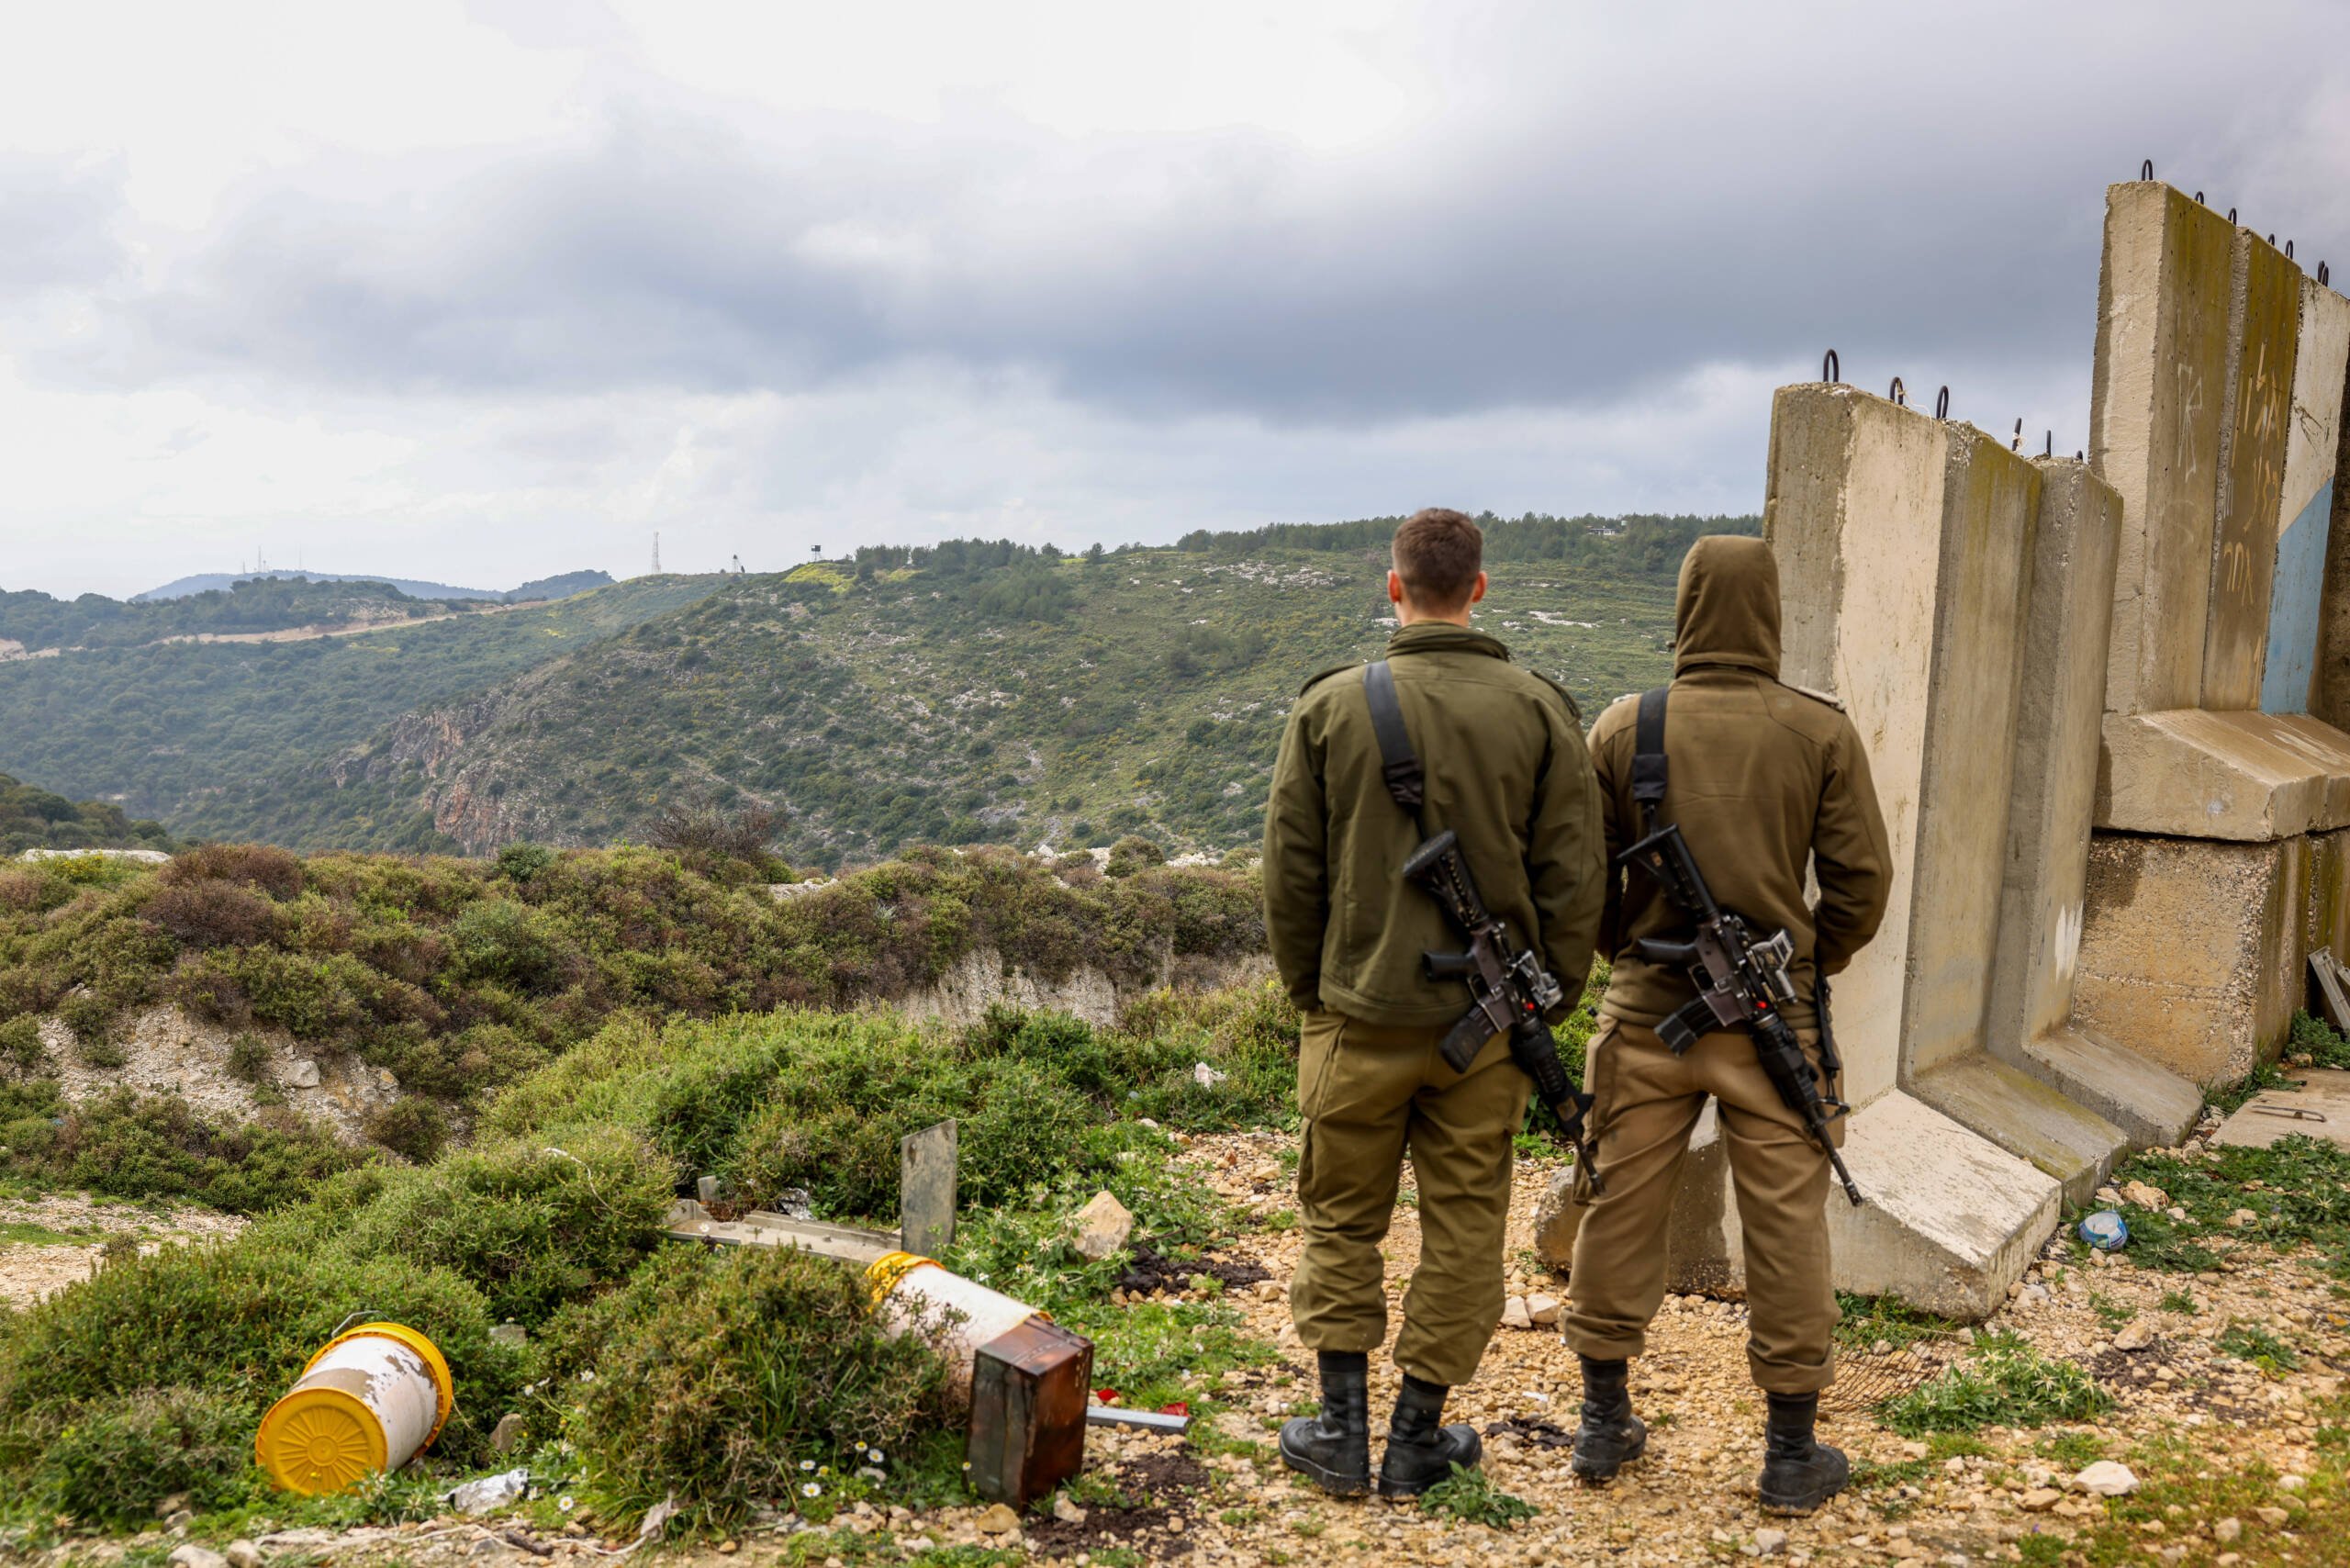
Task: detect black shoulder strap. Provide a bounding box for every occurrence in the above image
[1631,685,1670,834]
[1362,662,1425,822]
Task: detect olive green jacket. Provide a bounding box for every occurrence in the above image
[1590,536,1892,1032]
[1262,622,1606,1027]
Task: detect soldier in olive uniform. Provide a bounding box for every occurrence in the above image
[1262,508,1606,1498]
[1561,534,1891,1514]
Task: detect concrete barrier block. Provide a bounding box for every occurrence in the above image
[1987,461,2121,1055]
[2203,231,2302,709]
[1908,1054,2128,1209]
[2097,707,2350,838]
[2261,275,2350,713]
[1824,1092,2061,1322]
[1765,383,1949,1108]
[2091,182,2237,715]
[2020,1024,2205,1150]
[1904,428,2042,1080]
[2074,833,2307,1082]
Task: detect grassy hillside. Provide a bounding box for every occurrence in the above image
[236,514,1733,864]
[0,575,732,848]
[1,575,501,653]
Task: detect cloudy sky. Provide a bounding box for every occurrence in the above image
[6,0,2349,597]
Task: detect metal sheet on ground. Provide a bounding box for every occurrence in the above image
[2211,1067,2350,1150]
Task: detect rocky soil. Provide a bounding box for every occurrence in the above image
[13,1130,2346,1568]
[0,1189,245,1307]
[38,1004,400,1140]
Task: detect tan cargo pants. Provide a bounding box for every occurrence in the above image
[1561,1016,1841,1394]
[1288,1010,1529,1388]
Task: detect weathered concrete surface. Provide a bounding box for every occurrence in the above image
[2092,182,2237,716]
[1539,1096,2055,1322]
[1904,429,2041,1080]
[1766,383,1947,1108]
[2316,309,2350,730]
[1908,1054,2126,1208]
[1826,1092,2061,1321]
[1986,462,2121,1054]
[2261,274,2350,713]
[2202,230,2301,709]
[2020,1024,2205,1150]
[2210,1067,2350,1150]
[2096,707,2350,838]
[2074,834,2309,1083]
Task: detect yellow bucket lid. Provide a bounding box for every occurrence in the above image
[305,1320,456,1442]
[254,1384,387,1495]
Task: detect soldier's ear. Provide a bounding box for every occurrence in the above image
[1387,569,1405,605]
[1469,571,1488,605]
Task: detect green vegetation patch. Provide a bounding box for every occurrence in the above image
[1419,1463,1539,1529]
[1876,1335,2112,1436]
[2107,1131,2350,1274]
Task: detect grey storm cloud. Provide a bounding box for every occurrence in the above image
[15,4,2350,431]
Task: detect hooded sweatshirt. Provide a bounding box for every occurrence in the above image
[1586,535,1892,1032]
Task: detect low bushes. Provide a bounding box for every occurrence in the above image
[545,1248,951,1526]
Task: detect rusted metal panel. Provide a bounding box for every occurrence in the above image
[900,1119,957,1259]
[965,1318,1092,1507]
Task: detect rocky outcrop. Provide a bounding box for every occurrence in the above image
[39,1005,399,1141]
[892,947,1273,1029]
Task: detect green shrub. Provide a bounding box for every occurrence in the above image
[1104,835,1166,878]
[0,1015,45,1078]
[314,1127,670,1324]
[449,900,561,991]
[224,1035,272,1084]
[495,842,559,883]
[552,1246,949,1526]
[24,1384,253,1525]
[43,1093,360,1214]
[58,992,118,1068]
[365,1099,451,1162]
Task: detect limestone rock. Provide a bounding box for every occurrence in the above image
[1052,1495,1087,1525]
[1501,1296,1532,1331]
[2019,1488,2064,1512]
[224,1543,262,1568]
[975,1503,1021,1536]
[1191,1061,1228,1089]
[2213,1518,2242,1543]
[2074,1461,2138,1496]
[285,1058,321,1090]
[2229,1207,2259,1228]
[169,1549,227,1568]
[2121,1180,2168,1209]
[1754,1528,1788,1554]
[2113,1319,2154,1350]
[2279,1473,2307,1491]
[1531,1169,1582,1267]
[490,1413,526,1453]
[1526,1292,1562,1327]
[2255,1506,2289,1527]
[1070,1191,1135,1261]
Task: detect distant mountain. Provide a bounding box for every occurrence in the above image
[132,567,613,603]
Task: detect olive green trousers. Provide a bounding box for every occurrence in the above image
[1288,1010,1529,1388]
[1561,1017,1841,1394]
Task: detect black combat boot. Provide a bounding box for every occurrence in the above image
[1376,1373,1483,1497]
[1569,1355,1647,1482]
[1756,1391,1849,1514]
[1280,1351,1371,1495]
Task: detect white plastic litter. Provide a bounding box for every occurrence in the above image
[445,1468,529,1515]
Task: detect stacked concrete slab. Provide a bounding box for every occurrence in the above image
[2076,182,2350,1084]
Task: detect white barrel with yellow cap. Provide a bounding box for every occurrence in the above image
[254,1321,453,1495]
[867,1251,1038,1399]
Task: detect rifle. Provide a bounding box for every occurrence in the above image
[1402,831,1602,1187]
[1360,663,1604,1187]
[1616,820,1863,1206]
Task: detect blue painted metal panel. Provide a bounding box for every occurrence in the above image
[2261,480,2333,713]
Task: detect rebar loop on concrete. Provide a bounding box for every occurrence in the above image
[2323,263,2333,287]
[2196,191,2206,205]
[2286,240,2295,260]
[2142,159,2154,181]
[2230,207,2238,224]
[1934,386,1951,420]
[2011,418,2023,452]
[1821,348,1840,383]
[2045,431,2053,457]
[1888,376,1906,407]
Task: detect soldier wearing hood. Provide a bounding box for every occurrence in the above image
[1561,534,1891,1515]
[1263,507,1606,1499]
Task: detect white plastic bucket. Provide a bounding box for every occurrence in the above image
[255,1322,453,1495]
[867,1252,1046,1399]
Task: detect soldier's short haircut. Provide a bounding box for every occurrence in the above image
[1392,508,1483,609]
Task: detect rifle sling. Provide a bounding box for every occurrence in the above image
[1362,662,1425,825]
[1631,685,1669,836]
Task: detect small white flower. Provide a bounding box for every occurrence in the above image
[800,1460,816,1472]
[558,1496,575,1513]
[800,1483,822,1498]
[578,1370,595,1383]
[867,1448,885,1463]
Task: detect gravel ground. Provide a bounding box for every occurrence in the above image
[17,1131,2347,1568]
[0,1189,246,1306]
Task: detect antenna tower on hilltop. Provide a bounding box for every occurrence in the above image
[652,532,662,575]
